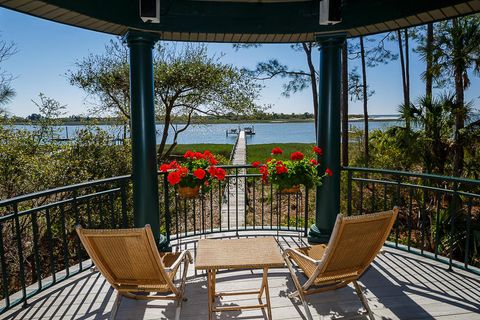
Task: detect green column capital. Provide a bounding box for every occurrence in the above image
[123,30,159,47]
[314,32,348,47]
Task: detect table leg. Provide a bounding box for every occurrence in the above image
[212,270,216,303]
[262,267,273,320]
[207,270,213,320]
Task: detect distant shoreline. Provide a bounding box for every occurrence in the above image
[6,116,402,126]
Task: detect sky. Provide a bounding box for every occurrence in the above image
[0,8,479,117]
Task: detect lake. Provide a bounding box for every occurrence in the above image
[12,120,404,145]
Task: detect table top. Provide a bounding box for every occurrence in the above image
[195,237,285,270]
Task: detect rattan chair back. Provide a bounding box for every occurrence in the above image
[76,225,175,292]
[316,209,398,282]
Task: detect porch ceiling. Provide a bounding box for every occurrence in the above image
[0,0,479,42]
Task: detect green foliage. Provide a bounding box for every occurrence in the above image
[262,156,323,189]
[367,127,423,171]
[0,124,131,199]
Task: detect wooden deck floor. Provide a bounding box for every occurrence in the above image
[3,231,480,320]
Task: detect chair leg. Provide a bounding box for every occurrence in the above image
[285,258,313,320]
[353,281,375,320]
[109,291,122,320]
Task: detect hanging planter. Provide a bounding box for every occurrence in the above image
[160,150,227,200]
[177,185,200,199]
[252,146,332,193]
[279,185,301,194]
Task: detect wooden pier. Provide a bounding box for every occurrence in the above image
[221,130,246,230]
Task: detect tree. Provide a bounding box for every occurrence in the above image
[68,40,130,121]
[69,41,263,160]
[431,16,480,176]
[348,34,397,166]
[153,45,263,159]
[30,93,66,152]
[0,34,17,106]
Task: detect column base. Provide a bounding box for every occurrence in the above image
[157,234,172,252]
[307,225,331,244]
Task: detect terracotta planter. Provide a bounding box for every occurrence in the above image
[177,185,200,199]
[279,185,301,194]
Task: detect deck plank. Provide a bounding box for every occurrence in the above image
[2,233,480,320]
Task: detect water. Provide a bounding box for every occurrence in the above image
[10,120,404,145]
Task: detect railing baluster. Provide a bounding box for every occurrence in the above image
[73,191,83,270]
[201,194,205,235]
[60,204,70,277]
[261,182,264,229]
[287,194,291,230]
[31,212,42,290]
[359,179,364,214]
[45,208,56,282]
[421,187,427,255]
[434,192,441,259]
[304,187,309,237]
[109,192,115,228]
[244,174,247,231]
[252,178,256,229]
[121,181,128,228]
[371,182,376,213]
[448,184,458,271]
[210,188,213,233]
[295,193,299,231]
[407,188,413,251]
[163,174,171,246]
[183,198,187,238]
[0,222,10,309]
[464,198,473,269]
[175,193,179,236]
[218,180,222,232]
[270,185,273,229]
[193,199,196,235]
[86,200,92,228]
[13,204,28,307]
[347,170,352,216]
[235,168,239,235]
[383,183,387,211]
[227,178,230,231]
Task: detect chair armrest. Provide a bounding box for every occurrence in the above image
[283,248,320,266]
[165,250,193,272]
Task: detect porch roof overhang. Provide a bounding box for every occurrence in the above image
[1,0,479,42]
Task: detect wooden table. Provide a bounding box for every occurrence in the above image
[195,237,285,320]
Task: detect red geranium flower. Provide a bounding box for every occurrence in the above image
[183,150,194,159]
[167,171,181,185]
[325,168,333,176]
[159,164,170,172]
[209,157,218,165]
[179,167,189,177]
[290,151,304,161]
[275,164,288,174]
[313,146,323,155]
[310,159,318,165]
[194,168,206,180]
[208,166,217,178]
[271,147,283,155]
[251,161,261,168]
[215,168,226,181]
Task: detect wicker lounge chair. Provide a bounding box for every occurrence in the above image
[76,225,193,320]
[283,208,398,320]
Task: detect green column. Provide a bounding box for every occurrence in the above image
[309,33,346,244]
[125,31,161,241]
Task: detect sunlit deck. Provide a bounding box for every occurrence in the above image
[2,231,480,320]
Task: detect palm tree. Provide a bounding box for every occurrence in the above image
[409,94,455,175]
[431,16,480,176]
